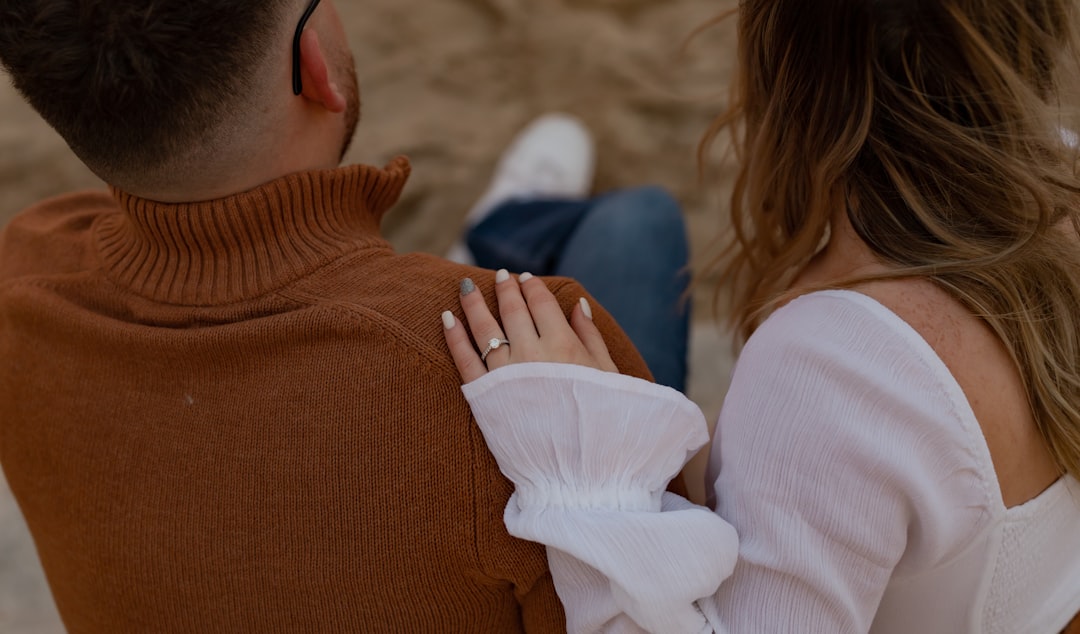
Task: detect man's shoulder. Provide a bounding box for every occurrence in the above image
[4,190,117,233]
[297,251,649,378]
[332,251,594,330]
[0,190,117,280]
[356,251,598,313]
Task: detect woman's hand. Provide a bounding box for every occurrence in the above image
[442,269,618,383]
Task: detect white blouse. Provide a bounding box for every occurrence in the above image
[462,290,1080,633]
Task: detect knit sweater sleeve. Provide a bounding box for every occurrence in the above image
[463,291,991,633]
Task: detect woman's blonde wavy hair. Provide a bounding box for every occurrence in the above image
[703,0,1080,480]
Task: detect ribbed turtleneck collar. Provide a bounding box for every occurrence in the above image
[94,157,411,306]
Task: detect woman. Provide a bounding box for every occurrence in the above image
[440,0,1080,632]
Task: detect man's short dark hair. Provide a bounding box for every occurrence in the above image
[0,1,291,184]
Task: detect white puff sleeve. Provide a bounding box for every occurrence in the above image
[462,362,738,634]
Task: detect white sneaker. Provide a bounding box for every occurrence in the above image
[446,113,596,264]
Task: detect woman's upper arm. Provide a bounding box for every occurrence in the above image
[704,293,991,633]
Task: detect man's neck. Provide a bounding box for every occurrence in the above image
[140,159,343,204]
[125,103,349,204]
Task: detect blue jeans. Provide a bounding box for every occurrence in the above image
[466,186,690,392]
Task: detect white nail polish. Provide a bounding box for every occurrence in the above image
[519,272,534,282]
[496,269,510,284]
[442,311,456,330]
[580,298,593,320]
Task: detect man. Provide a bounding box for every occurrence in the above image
[0,1,656,630]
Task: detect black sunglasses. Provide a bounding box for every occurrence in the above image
[292,0,323,95]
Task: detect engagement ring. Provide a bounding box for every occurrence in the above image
[481,338,511,362]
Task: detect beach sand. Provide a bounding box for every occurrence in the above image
[0,1,737,628]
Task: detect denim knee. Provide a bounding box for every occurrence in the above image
[588,186,688,256]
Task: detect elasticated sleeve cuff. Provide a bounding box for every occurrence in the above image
[462,362,709,512]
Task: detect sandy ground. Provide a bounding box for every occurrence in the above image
[0,0,738,629]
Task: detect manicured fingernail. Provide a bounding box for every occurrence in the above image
[580,297,593,320]
[519,272,534,282]
[442,311,456,330]
[460,278,476,297]
[495,269,510,284]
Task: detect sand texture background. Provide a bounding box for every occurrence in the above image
[0,1,738,629]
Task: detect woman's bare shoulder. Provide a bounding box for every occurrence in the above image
[852,278,1060,507]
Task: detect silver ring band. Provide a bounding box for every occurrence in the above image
[481,338,511,362]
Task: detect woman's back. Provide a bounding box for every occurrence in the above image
[795,218,1063,508]
[727,213,1079,629]
[707,286,1080,632]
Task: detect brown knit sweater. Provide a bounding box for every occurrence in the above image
[0,158,657,633]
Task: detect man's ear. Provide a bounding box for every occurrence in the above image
[298,29,347,113]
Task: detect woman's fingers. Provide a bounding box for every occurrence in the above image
[571,298,618,373]
[458,278,512,369]
[517,273,577,340]
[442,310,487,383]
[519,275,610,371]
[493,270,540,353]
